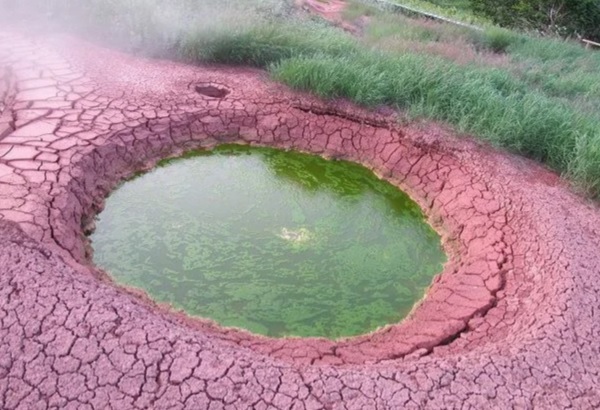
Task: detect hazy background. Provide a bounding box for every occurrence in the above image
[0,0,297,56]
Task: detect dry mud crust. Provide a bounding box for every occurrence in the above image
[0,30,599,409]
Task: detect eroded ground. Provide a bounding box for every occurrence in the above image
[1,29,600,409]
[300,0,365,33]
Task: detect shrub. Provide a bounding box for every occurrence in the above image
[181,21,357,67]
[471,27,526,53]
[470,0,600,41]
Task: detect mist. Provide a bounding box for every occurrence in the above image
[0,0,297,57]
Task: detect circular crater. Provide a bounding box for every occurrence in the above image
[90,145,446,339]
[193,83,231,98]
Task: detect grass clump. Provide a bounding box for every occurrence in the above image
[386,0,492,25]
[471,27,526,53]
[342,1,378,21]
[364,11,470,43]
[569,133,600,196]
[271,51,600,196]
[181,21,357,67]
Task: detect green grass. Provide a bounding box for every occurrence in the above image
[181,21,357,67]
[271,52,597,172]
[342,1,378,20]
[424,0,471,10]
[386,0,492,26]
[363,10,472,43]
[7,0,600,198]
[507,37,600,102]
[471,27,526,53]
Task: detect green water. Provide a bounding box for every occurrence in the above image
[91,145,446,339]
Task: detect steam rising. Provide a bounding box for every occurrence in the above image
[1,0,296,55]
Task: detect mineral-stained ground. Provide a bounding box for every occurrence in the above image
[1,29,599,409]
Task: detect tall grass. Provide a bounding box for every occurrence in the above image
[270,52,598,175]
[181,21,357,67]
[470,27,526,53]
[384,0,491,25]
[506,37,600,111]
[353,0,600,111]
[342,1,379,21]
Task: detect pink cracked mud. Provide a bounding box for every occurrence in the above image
[1,28,600,409]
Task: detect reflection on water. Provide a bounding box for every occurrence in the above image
[91,145,446,338]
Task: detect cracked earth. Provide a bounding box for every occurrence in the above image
[1,28,600,409]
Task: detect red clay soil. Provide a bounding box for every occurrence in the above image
[300,0,347,20]
[1,29,600,409]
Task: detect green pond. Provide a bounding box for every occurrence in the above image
[91,145,446,339]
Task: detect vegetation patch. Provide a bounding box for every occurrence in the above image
[471,0,600,41]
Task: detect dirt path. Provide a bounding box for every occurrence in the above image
[1,29,599,409]
[301,0,347,19]
[299,0,365,33]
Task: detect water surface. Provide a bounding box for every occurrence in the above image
[91,145,445,338]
